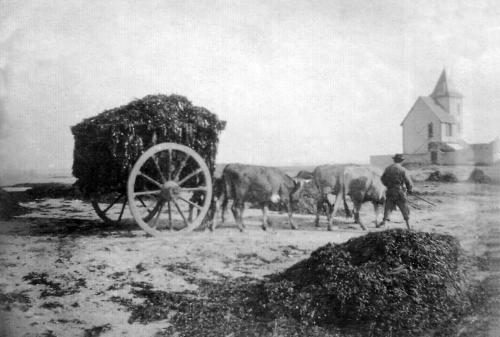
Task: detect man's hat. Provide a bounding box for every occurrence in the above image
[392,153,405,162]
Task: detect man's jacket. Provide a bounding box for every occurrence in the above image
[381,163,413,192]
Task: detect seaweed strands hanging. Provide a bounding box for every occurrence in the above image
[71,94,226,197]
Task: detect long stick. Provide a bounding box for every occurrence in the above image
[410,194,437,206]
[407,200,422,210]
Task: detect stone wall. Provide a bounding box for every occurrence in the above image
[370,153,431,168]
[438,148,474,165]
[371,139,499,167]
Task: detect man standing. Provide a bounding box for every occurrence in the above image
[377,154,413,230]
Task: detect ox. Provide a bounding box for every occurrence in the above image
[211,164,302,231]
[312,165,385,230]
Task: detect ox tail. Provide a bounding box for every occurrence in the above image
[221,175,233,209]
[270,193,280,204]
[211,172,232,229]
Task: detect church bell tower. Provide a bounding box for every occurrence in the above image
[430,69,464,137]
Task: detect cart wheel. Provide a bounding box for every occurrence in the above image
[127,142,213,236]
[91,192,158,226]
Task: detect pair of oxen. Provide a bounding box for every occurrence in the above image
[211,163,386,231]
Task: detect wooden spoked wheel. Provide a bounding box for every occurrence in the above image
[91,192,158,226]
[127,143,213,236]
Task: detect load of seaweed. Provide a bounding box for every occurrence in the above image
[257,229,473,336]
[468,168,492,184]
[71,94,226,196]
[427,170,459,183]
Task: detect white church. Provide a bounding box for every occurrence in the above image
[371,69,500,167]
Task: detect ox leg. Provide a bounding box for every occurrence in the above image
[221,197,229,224]
[187,192,202,222]
[188,207,201,223]
[325,194,335,224]
[344,197,353,218]
[325,200,332,224]
[265,202,274,227]
[372,201,382,228]
[210,202,218,231]
[238,202,246,230]
[261,204,269,231]
[288,209,297,230]
[328,190,343,231]
[232,200,244,232]
[314,198,324,227]
[353,202,366,230]
[210,194,224,231]
[327,209,334,231]
[284,201,297,230]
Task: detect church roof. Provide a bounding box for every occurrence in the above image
[400,96,457,125]
[420,97,458,123]
[431,69,463,98]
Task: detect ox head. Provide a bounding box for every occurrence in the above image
[277,175,307,211]
[289,178,306,208]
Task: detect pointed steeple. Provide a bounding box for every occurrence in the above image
[431,69,463,98]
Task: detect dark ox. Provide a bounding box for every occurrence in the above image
[211,164,302,231]
[312,165,385,230]
[294,170,314,181]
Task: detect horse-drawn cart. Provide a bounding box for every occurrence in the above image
[72,95,225,237]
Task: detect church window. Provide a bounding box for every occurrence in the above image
[446,123,452,136]
[428,123,433,138]
[457,103,461,114]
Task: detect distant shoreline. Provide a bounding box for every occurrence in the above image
[2,163,498,187]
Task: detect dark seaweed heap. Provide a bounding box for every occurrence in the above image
[259,229,471,336]
[112,229,479,337]
[468,168,492,184]
[427,170,459,183]
[71,94,226,196]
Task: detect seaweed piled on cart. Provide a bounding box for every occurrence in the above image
[71,94,225,232]
[72,94,225,197]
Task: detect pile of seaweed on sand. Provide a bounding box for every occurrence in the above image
[71,94,225,196]
[115,229,480,337]
[468,168,492,184]
[256,229,475,336]
[427,170,459,183]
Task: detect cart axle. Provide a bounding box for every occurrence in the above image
[160,181,181,201]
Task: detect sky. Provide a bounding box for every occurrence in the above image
[1,0,500,175]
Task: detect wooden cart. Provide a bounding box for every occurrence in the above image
[90,142,213,237]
